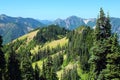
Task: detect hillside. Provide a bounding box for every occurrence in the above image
[2,13,120,80]
[3,24,94,80]
[0,14,44,44]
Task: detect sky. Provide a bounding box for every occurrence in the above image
[0,0,120,20]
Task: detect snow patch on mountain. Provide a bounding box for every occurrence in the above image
[83,19,90,24]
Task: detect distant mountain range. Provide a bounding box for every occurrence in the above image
[49,16,120,41]
[0,14,44,44]
[53,16,96,29]
[0,14,120,44]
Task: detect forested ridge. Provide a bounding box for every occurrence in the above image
[0,8,120,80]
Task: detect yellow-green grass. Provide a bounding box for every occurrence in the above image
[32,54,67,79]
[30,37,68,55]
[32,61,42,69]
[32,51,65,69]
[43,37,68,49]
[56,54,67,78]
[12,30,39,53]
[12,30,38,52]
[32,54,84,80]
[32,52,63,70]
[77,64,89,80]
[63,54,67,61]
[32,59,45,69]
[57,69,63,80]
[13,30,39,43]
[57,62,77,79]
[31,37,68,79]
[30,45,41,55]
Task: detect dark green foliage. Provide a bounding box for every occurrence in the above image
[6,48,21,80]
[66,26,93,71]
[52,53,63,71]
[0,35,6,80]
[89,8,111,79]
[88,8,120,80]
[98,34,120,80]
[42,56,58,80]
[42,61,46,79]
[89,40,109,79]
[3,38,26,55]
[32,45,64,62]
[34,24,69,44]
[95,8,111,41]
[34,64,40,80]
[19,49,34,80]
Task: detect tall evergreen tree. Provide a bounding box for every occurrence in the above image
[98,34,120,79]
[89,8,111,79]
[34,64,40,80]
[42,60,46,79]
[20,49,34,80]
[42,56,58,80]
[7,48,21,80]
[95,8,111,41]
[46,56,58,80]
[0,35,6,80]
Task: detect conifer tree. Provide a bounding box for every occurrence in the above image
[98,34,120,79]
[89,8,111,79]
[42,60,46,79]
[95,8,111,41]
[34,64,40,80]
[46,56,58,80]
[0,35,5,80]
[7,48,21,80]
[42,56,58,80]
[20,49,34,80]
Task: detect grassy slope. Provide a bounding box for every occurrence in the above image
[30,29,88,80]
[13,30,39,42]
[32,37,69,79]
[11,27,88,80]
[32,51,88,80]
[30,37,68,54]
[32,37,68,68]
[43,37,68,48]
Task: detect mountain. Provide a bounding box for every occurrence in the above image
[0,14,44,44]
[53,16,120,32]
[52,16,96,30]
[1,14,120,44]
[110,17,120,40]
[83,18,96,28]
[53,16,120,40]
[54,16,85,29]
